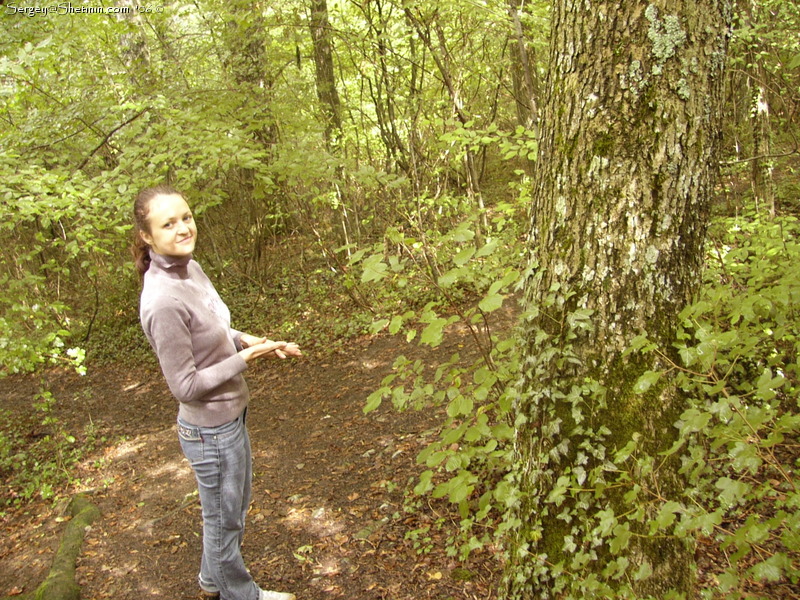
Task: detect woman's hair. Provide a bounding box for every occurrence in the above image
[132,184,182,277]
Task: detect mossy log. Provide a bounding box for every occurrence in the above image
[4,494,100,600]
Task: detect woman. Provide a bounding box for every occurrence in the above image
[133,184,300,600]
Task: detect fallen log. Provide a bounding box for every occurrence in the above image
[7,494,100,600]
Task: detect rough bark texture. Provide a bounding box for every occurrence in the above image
[507,0,541,134]
[310,0,343,145]
[502,1,731,598]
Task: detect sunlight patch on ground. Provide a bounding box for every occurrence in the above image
[148,457,192,480]
[283,505,347,538]
[106,438,148,460]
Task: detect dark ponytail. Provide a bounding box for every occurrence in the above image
[132,184,181,278]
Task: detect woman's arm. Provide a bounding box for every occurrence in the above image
[142,297,247,403]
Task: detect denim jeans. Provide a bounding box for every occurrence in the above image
[178,411,259,600]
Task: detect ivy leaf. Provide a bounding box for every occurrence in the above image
[714,476,751,508]
[633,370,660,394]
[652,500,682,532]
[633,560,653,581]
[609,523,632,554]
[730,442,762,474]
[493,479,519,508]
[749,553,790,583]
[678,407,712,434]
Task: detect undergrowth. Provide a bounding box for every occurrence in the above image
[357,203,799,598]
[0,388,104,512]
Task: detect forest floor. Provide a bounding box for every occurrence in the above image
[1,308,797,599]
[0,324,504,600]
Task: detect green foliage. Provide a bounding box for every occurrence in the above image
[665,209,800,597]
[352,188,527,559]
[0,388,102,509]
[501,206,800,598]
[356,200,799,596]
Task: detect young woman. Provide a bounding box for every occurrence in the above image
[133,184,300,600]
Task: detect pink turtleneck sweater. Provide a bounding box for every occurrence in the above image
[139,251,249,427]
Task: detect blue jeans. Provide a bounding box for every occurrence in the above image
[178,411,259,600]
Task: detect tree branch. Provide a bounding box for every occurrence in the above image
[76,107,149,171]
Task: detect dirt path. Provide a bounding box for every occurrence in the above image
[0,332,502,599]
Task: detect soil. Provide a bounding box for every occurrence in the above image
[0,330,503,600]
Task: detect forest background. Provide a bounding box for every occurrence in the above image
[0,0,798,598]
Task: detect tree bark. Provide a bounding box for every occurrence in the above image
[507,0,541,134]
[502,1,731,598]
[740,0,776,216]
[310,0,343,146]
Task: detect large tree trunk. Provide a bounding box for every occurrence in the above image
[502,1,731,598]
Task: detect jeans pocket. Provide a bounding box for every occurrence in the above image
[177,421,202,442]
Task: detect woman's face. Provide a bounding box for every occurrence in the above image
[140,193,197,258]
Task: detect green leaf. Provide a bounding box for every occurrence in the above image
[386,315,403,335]
[447,394,473,417]
[414,470,434,495]
[451,223,475,243]
[479,293,505,313]
[421,318,447,347]
[364,386,389,414]
[633,370,661,394]
[448,473,474,504]
[438,266,466,288]
[361,253,389,283]
[370,318,389,334]
[453,246,475,266]
[475,239,499,258]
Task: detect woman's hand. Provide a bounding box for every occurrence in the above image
[274,342,302,359]
[239,339,287,362]
[238,333,302,362]
[240,333,267,348]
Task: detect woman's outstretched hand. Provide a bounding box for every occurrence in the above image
[273,342,302,359]
[239,334,302,362]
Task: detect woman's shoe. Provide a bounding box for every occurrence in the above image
[259,590,296,600]
[198,573,219,599]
